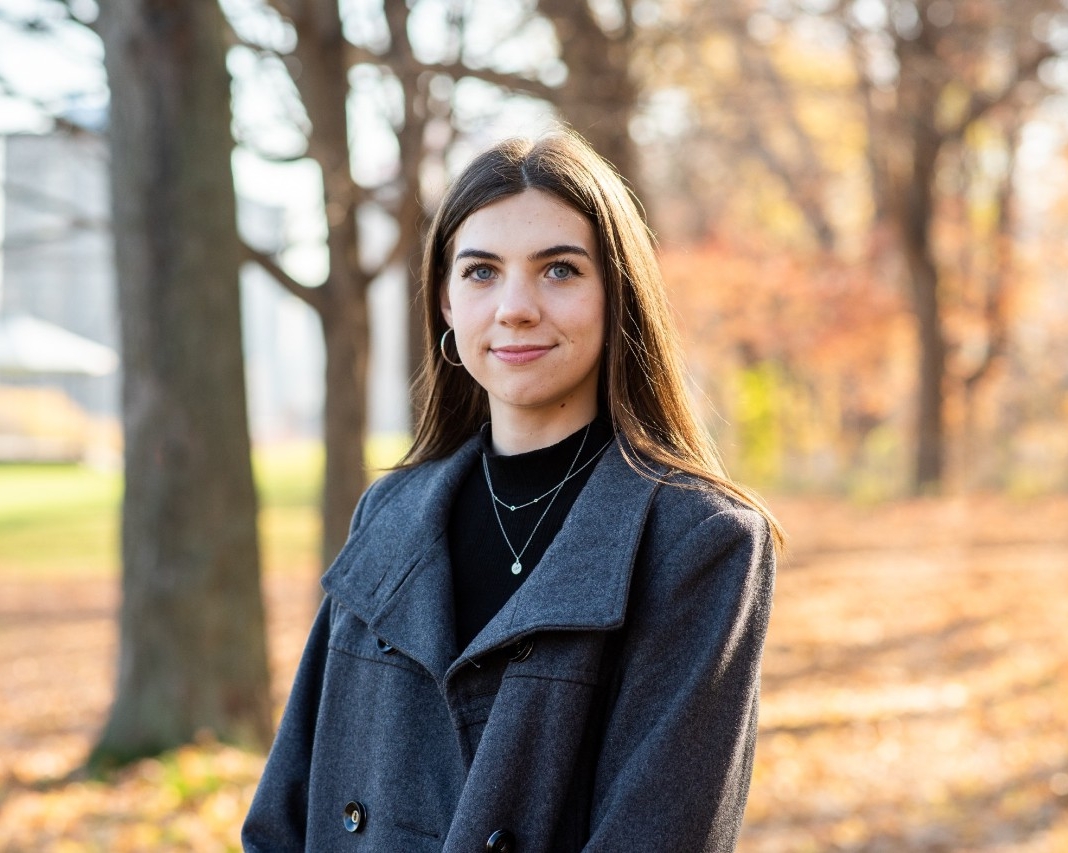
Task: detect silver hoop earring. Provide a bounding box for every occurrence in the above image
[439,328,463,367]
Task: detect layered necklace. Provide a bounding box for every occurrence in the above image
[481,423,611,576]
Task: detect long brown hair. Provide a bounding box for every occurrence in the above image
[402,131,784,550]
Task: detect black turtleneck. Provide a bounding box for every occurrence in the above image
[448,415,615,651]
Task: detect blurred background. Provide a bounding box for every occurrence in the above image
[0,0,1066,850]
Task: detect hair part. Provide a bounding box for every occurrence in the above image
[401,130,784,552]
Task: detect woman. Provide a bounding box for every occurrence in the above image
[243,131,781,852]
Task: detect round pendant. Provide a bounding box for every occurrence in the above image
[511,561,522,575]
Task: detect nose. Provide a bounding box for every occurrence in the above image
[494,275,540,327]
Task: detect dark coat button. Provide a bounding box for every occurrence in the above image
[508,638,533,662]
[375,637,396,654]
[343,800,367,833]
[486,828,516,852]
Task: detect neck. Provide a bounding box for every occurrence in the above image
[488,402,599,455]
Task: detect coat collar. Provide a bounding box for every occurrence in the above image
[322,433,660,685]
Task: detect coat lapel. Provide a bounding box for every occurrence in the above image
[322,435,481,684]
[457,444,659,663]
[322,435,661,685]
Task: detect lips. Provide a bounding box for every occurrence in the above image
[491,345,553,365]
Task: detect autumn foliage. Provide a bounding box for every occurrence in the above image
[663,236,914,492]
[661,234,1068,497]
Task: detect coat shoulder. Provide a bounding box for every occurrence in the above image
[362,459,447,508]
[350,442,478,534]
[645,470,772,546]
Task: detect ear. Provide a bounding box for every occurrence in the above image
[439,282,453,327]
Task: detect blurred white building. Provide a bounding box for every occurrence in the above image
[0,126,410,454]
[0,130,118,418]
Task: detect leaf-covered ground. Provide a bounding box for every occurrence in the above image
[1,494,1066,852]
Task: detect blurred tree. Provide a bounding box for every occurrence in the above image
[636,0,1061,492]
[630,3,862,245]
[943,109,1023,486]
[662,238,912,493]
[90,0,272,764]
[850,0,1055,491]
[537,0,639,184]
[237,0,376,572]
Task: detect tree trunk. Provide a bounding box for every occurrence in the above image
[893,38,948,494]
[380,0,432,429]
[320,300,369,569]
[92,0,271,766]
[289,0,369,570]
[903,214,946,493]
[892,125,952,493]
[538,0,639,187]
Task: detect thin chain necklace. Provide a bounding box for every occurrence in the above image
[488,436,614,512]
[482,424,590,576]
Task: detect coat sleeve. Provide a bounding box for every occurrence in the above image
[584,506,775,853]
[242,595,334,852]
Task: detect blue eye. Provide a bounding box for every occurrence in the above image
[461,263,495,281]
[548,262,579,280]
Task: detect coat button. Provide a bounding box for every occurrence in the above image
[486,828,516,852]
[343,800,367,833]
[508,638,533,662]
[375,637,396,654]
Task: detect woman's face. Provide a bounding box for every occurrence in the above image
[441,189,606,443]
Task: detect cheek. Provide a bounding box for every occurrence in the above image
[443,282,469,328]
[576,296,607,350]
[445,292,483,352]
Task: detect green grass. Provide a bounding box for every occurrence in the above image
[254,442,322,577]
[0,463,122,576]
[0,435,411,579]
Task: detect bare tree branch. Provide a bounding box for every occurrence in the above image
[945,45,1055,139]
[434,61,556,101]
[241,240,326,311]
[731,33,838,249]
[343,40,556,101]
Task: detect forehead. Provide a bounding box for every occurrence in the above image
[451,189,597,258]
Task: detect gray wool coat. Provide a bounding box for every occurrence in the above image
[242,435,775,853]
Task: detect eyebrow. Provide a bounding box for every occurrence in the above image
[453,244,593,266]
[454,249,502,264]
[528,244,593,262]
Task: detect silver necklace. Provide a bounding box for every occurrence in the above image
[488,436,615,511]
[482,424,590,575]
